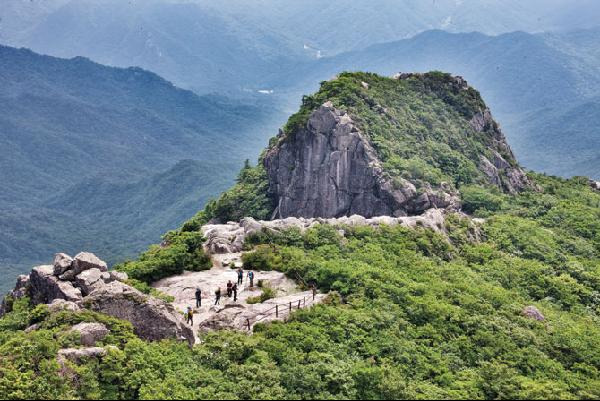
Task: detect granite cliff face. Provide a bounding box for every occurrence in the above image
[264,102,458,218]
[263,73,530,219]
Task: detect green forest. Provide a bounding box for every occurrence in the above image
[1,72,599,399]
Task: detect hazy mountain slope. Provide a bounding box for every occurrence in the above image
[0,45,287,292]
[0,45,278,205]
[3,0,600,94]
[202,0,569,55]
[267,29,600,178]
[1,0,305,94]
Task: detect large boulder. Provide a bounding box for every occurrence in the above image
[53,253,74,276]
[30,265,83,305]
[70,322,110,346]
[84,281,194,345]
[74,268,106,296]
[48,299,81,313]
[60,252,107,281]
[108,271,128,282]
[522,305,545,322]
[0,274,31,315]
[58,347,110,364]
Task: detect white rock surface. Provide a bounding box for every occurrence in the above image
[202,209,447,254]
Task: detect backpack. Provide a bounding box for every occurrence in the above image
[249,271,254,279]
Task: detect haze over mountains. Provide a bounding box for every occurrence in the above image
[1,0,600,291]
[0,45,284,292]
[3,0,600,94]
[271,28,600,178]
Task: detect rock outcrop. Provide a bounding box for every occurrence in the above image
[264,102,459,219]
[263,74,532,219]
[84,281,194,345]
[70,322,110,346]
[202,209,447,255]
[522,305,545,322]
[1,252,194,345]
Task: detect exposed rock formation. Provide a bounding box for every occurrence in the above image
[202,209,447,255]
[70,322,110,346]
[84,281,194,345]
[58,347,113,364]
[522,305,545,322]
[264,102,459,219]
[1,252,193,345]
[589,180,600,191]
[264,74,532,219]
[30,265,83,305]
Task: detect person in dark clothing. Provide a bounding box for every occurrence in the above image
[237,268,244,285]
[247,271,255,288]
[227,280,233,297]
[195,288,202,308]
[186,306,194,326]
[232,283,238,302]
[214,288,221,305]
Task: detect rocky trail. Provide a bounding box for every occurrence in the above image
[153,252,327,344]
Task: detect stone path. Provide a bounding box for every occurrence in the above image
[152,253,326,343]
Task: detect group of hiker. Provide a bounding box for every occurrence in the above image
[185,267,256,325]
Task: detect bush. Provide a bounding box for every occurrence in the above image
[461,185,505,215]
[246,285,277,304]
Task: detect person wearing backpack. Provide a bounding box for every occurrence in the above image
[186,306,194,326]
[237,267,244,285]
[247,271,255,288]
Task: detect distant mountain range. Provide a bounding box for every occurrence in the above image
[0,45,286,292]
[3,0,600,94]
[265,28,600,178]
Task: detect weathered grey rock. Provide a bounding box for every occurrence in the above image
[589,180,600,191]
[25,323,40,333]
[201,209,452,261]
[61,252,108,281]
[53,253,73,276]
[0,274,31,316]
[70,322,110,346]
[48,299,81,313]
[58,347,108,364]
[74,268,106,296]
[522,305,545,321]
[84,281,194,345]
[108,271,128,282]
[30,265,82,305]
[264,102,460,219]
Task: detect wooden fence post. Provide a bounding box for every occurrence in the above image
[289,302,292,312]
[297,300,301,309]
[276,305,278,317]
[246,318,250,331]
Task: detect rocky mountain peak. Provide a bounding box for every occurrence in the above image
[262,72,531,219]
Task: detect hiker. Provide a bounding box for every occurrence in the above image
[186,306,194,326]
[214,287,221,305]
[237,267,244,285]
[232,283,238,302]
[195,287,202,308]
[247,270,255,288]
[227,280,233,297]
